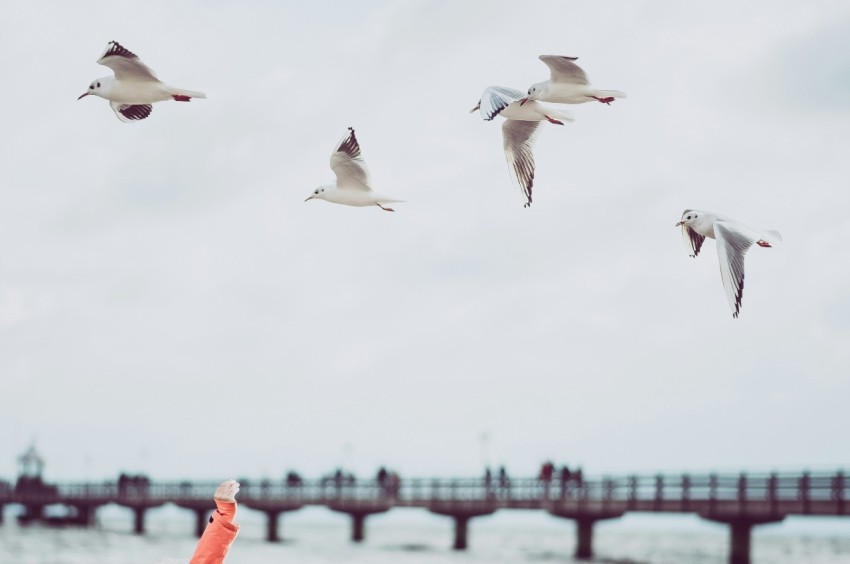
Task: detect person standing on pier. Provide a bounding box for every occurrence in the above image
[484,467,495,499]
[559,465,572,498]
[190,479,240,564]
[539,461,555,497]
[498,466,511,497]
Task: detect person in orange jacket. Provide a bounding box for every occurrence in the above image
[189,479,241,564]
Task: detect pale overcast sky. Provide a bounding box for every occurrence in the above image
[1,0,849,482]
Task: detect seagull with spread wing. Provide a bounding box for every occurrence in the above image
[521,55,625,106]
[471,86,574,208]
[305,127,403,212]
[77,41,206,122]
[677,209,782,318]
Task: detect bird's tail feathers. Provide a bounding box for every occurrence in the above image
[168,87,207,99]
[595,89,626,99]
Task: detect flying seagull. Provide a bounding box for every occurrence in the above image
[677,209,782,318]
[305,127,403,211]
[471,86,573,208]
[521,55,625,106]
[78,41,206,122]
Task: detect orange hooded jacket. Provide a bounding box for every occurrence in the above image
[189,499,240,564]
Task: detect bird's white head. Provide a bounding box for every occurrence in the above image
[77,77,111,100]
[305,186,329,202]
[675,209,704,227]
[520,83,544,105]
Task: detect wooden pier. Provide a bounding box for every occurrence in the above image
[2,471,847,564]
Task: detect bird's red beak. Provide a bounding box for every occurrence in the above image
[675,221,685,227]
[77,92,90,100]
[519,97,528,106]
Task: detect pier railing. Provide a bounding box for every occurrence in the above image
[2,471,846,514]
[1,470,846,564]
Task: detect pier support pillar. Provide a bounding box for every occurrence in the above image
[701,514,784,564]
[266,511,282,542]
[73,505,96,526]
[351,513,366,542]
[453,516,469,550]
[194,509,208,538]
[729,522,752,564]
[327,503,390,544]
[19,504,45,523]
[548,509,624,561]
[133,507,146,535]
[428,503,496,552]
[575,518,595,560]
[238,502,304,544]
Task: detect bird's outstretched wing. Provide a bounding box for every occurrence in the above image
[474,86,525,121]
[98,41,158,81]
[714,221,757,318]
[681,223,706,257]
[502,119,542,208]
[539,55,589,85]
[110,101,153,122]
[330,127,371,192]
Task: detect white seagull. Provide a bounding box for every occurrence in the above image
[305,127,402,212]
[521,55,625,106]
[78,41,206,122]
[677,209,782,318]
[471,86,573,208]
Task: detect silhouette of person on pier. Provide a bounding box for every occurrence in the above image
[539,461,555,497]
[117,473,149,498]
[285,471,303,488]
[498,466,511,497]
[559,465,572,498]
[483,467,495,499]
[189,479,240,564]
[377,467,400,498]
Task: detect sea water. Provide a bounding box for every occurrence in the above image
[2,504,849,563]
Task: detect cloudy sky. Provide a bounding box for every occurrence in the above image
[1,0,849,484]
